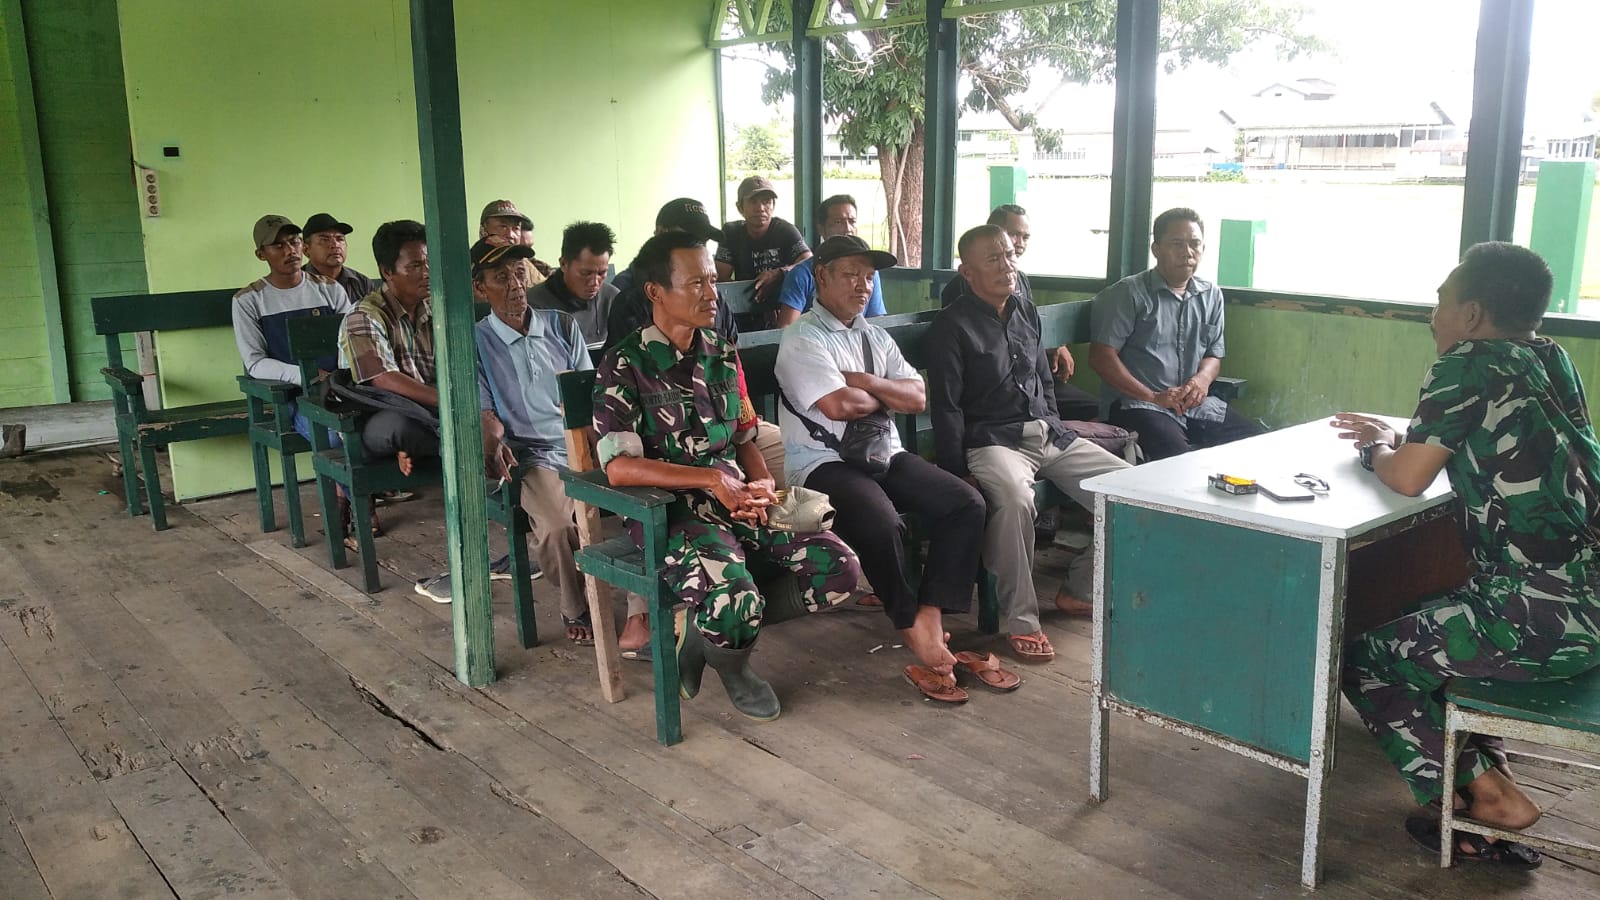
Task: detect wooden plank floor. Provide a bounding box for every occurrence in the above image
[2,447,1597,899]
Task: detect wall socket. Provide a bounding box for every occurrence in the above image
[139,166,160,217]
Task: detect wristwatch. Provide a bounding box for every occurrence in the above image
[1358,441,1393,471]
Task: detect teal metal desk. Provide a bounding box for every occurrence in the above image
[1083,418,1459,888]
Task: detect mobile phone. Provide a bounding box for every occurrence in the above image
[1257,478,1315,502]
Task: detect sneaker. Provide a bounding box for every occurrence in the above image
[414,570,452,603]
[375,489,416,506]
[489,553,542,581]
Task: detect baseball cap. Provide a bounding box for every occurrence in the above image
[469,238,535,277]
[301,212,353,236]
[813,234,896,270]
[479,199,533,229]
[252,214,299,249]
[736,176,778,204]
[655,198,720,241]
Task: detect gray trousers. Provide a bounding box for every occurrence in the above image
[518,465,645,620]
[967,420,1130,636]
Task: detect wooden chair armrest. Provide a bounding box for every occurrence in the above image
[1209,377,1247,401]
[236,375,300,403]
[101,365,144,394]
[560,468,675,518]
[295,395,362,433]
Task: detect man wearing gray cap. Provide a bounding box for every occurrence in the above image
[302,212,375,303]
[479,199,553,287]
[715,176,811,323]
[232,214,354,400]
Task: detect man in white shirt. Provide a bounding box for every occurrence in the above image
[776,236,996,703]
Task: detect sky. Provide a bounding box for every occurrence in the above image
[720,0,1599,136]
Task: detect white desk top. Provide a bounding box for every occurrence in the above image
[1081,417,1454,540]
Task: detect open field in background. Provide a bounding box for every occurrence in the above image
[728,163,1600,310]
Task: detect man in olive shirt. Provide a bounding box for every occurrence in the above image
[527,221,619,346]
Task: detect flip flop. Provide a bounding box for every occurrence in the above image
[903,665,968,704]
[953,651,1022,692]
[1007,631,1055,663]
[620,643,653,662]
[562,613,596,647]
[838,593,883,612]
[1404,816,1542,869]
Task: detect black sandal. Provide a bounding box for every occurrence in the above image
[1404,816,1542,869]
[562,612,595,646]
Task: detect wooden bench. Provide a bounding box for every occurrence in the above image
[1440,666,1600,865]
[285,317,537,651]
[92,290,251,530]
[237,314,343,548]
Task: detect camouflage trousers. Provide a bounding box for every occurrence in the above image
[657,497,861,649]
[1342,571,1600,806]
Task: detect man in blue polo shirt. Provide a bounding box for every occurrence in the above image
[775,194,887,327]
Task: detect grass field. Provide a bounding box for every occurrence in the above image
[729,162,1600,309]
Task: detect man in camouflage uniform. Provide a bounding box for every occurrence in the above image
[594,231,861,721]
[1333,242,1600,867]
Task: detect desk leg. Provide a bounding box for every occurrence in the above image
[1089,493,1111,802]
[1301,538,1348,888]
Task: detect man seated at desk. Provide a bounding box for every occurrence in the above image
[595,231,860,721]
[1332,242,1600,868]
[1089,207,1262,460]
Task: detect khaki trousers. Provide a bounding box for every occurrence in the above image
[519,465,645,620]
[753,418,786,489]
[967,421,1130,635]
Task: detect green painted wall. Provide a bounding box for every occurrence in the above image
[23,0,146,402]
[116,0,719,498]
[0,4,50,409]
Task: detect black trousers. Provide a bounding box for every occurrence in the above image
[804,452,986,631]
[1107,402,1264,461]
[361,410,441,461]
[1055,380,1101,423]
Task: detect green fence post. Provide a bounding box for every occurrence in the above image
[1527,159,1595,315]
[1217,219,1267,289]
[989,164,1027,210]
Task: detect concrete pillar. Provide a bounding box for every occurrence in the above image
[1218,219,1267,289]
[989,164,1027,210]
[1528,160,1595,315]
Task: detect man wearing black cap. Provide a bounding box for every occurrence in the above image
[606,198,737,348]
[302,212,375,303]
[715,176,811,321]
[479,199,552,286]
[776,235,992,703]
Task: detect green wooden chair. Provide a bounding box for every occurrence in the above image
[237,314,343,548]
[1439,666,1600,866]
[284,318,537,650]
[92,290,251,530]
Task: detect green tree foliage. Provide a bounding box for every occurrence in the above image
[761,0,1324,264]
[732,122,790,172]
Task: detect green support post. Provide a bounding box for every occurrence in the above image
[1528,160,1595,315]
[792,0,822,239]
[989,165,1027,210]
[1106,0,1159,280]
[409,0,496,686]
[1217,219,1267,289]
[921,0,957,269]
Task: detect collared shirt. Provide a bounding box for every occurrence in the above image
[474,308,592,469]
[1090,267,1227,424]
[603,283,740,353]
[775,303,918,486]
[338,288,436,385]
[939,269,1033,308]
[528,272,618,347]
[593,325,756,506]
[303,262,374,305]
[777,258,887,318]
[925,291,1075,477]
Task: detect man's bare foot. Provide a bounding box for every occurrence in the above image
[855,593,883,609]
[396,450,414,477]
[617,612,650,652]
[1462,767,1541,831]
[1054,589,1092,616]
[900,607,956,675]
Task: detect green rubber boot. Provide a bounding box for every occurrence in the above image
[702,641,781,722]
[676,611,707,701]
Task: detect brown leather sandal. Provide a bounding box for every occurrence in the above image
[954,651,1022,692]
[903,665,968,704]
[1007,631,1055,663]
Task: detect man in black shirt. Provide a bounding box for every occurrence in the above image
[926,225,1130,665]
[606,198,737,349]
[302,212,375,303]
[715,176,812,324]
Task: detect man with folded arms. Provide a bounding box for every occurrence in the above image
[777,235,1001,703]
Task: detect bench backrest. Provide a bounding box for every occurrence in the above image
[92,289,236,337]
[560,369,598,431]
[285,314,346,385]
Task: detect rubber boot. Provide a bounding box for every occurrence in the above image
[702,641,781,722]
[676,610,707,700]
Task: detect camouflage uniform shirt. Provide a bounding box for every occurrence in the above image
[594,325,756,508]
[1407,337,1600,585]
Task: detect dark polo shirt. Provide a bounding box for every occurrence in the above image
[304,262,374,305]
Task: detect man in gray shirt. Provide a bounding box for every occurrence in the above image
[1089,207,1262,460]
[528,221,619,347]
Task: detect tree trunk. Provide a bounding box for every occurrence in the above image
[875,122,925,267]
